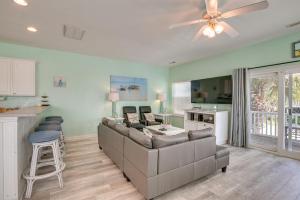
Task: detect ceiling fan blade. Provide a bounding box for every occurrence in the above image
[193,25,208,40]
[169,19,206,29]
[205,0,218,16]
[219,21,239,37]
[221,1,269,19]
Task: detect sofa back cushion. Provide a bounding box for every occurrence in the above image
[129,128,153,149]
[188,128,213,141]
[194,136,216,161]
[115,124,130,136]
[124,137,158,178]
[157,141,194,174]
[152,132,188,149]
[107,120,117,129]
[127,113,139,124]
[102,124,124,154]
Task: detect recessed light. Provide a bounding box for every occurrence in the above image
[27,26,38,32]
[14,0,28,6]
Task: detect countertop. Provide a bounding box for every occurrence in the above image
[0,106,50,117]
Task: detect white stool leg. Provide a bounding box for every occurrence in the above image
[25,144,40,198]
[52,140,64,188]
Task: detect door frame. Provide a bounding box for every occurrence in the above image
[249,63,300,160]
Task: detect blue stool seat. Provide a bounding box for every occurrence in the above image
[28,131,61,144]
[40,120,61,126]
[35,124,62,131]
[45,116,63,123]
[46,116,63,119]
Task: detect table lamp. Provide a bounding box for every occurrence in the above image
[109,91,119,118]
[157,93,166,113]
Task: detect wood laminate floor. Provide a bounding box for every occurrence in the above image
[28,136,300,200]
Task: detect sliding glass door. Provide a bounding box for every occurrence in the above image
[284,72,300,154]
[249,65,300,159]
[249,72,279,151]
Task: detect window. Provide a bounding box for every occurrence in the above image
[172,81,192,115]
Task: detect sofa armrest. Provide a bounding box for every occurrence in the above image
[124,137,158,177]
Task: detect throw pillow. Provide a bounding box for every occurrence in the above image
[127,113,139,124]
[102,118,109,126]
[144,113,155,122]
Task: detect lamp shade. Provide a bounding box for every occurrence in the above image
[157,93,166,102]
[109,91,119,102]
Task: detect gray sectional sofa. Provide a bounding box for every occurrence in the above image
[98,119,229,200]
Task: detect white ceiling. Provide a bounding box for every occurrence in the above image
[0,0,300,67]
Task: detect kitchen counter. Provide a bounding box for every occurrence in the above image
[0,106,50,117]
[0,106,50,200]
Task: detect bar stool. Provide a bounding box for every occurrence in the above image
[39,120,62,126]
[24,131,65,198]
[36,124,62,132]
[45,116,64,123]
[36,124,65,155]
[37,123,65,142]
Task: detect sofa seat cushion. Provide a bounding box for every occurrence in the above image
[188,128,213,141]
[216,145,230,158]
[129,128,153,149]
[115,124,130,136]
[152,132,188,149]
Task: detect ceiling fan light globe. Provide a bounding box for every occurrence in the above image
[208,30,216,38]
[14,0,28,6]
[214,24,224,34]
[203,30,209,36]
[202,26,209,36]
[203,26,214,37]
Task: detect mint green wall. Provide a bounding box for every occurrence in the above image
[0,42,169,136]
[169,31,300,126]
[170,31,300,82]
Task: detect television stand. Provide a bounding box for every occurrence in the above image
[184,109,228,145]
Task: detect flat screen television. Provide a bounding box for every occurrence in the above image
[191,75,232,104]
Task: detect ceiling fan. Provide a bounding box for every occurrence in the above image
[169,0,269,39]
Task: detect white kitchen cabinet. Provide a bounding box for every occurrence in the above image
[0,59,12,95]
[0,58,36,96]
[12,60,36,96]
